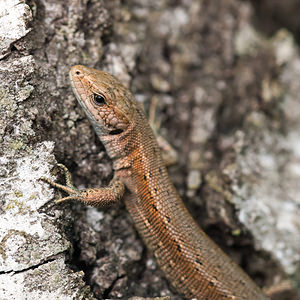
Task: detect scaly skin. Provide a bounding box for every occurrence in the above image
[43,65,269,300]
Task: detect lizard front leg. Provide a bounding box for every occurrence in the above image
[41,163,125,207]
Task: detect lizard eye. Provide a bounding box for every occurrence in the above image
[93,93,106,106]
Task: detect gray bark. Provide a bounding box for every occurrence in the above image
[0,0,299,299]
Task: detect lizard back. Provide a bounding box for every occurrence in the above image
[117,107,267,300]
[69,65,269,300]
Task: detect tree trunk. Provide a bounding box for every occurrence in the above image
[0,0,299,299]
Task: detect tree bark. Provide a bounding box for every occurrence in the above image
[0,0,299,299]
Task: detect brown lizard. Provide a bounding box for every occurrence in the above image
[42,65,269,300]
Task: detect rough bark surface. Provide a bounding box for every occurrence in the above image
[0,0,299,299]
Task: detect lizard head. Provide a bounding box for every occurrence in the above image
[69,65,136,138]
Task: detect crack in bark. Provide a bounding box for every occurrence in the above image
[102,274,126,299]
[0,252,67,275]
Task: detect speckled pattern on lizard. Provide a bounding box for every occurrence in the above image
[42,65,269,300]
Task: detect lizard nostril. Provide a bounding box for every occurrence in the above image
[109,129,123,135]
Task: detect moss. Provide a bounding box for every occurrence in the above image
[10,140,24,150]
[5,198,29,215]
[14,190,23,198]
[205,171,233,203]
[231,229,242,236]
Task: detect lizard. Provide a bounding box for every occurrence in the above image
[42,65,269,300]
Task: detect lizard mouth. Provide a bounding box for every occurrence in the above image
[69,68,106,137]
